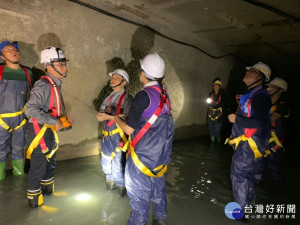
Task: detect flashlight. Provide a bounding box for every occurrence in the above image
[206,98,212,104]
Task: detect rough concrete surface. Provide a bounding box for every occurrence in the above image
[0,0,234,160]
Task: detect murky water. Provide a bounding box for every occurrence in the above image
[0,136,298,225]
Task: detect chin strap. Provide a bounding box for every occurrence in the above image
[110,79,124,88]
[247,77,263,89]
[269,88,281,97]
[50,63,67,78]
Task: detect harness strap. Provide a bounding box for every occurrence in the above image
[225,135,263,159]
[211,92,222,106]
[269,131,283,148]
[0,64,32,88]
[26,119,59,161]
[21,67,32,88]
[129,86,169,177]
[0,105,28,132]
[106,92,127,127]
[41,76,61,117]
[130,144,167,178]
[264,130,285,157]
[208,107,222,121]
[101,123,129,159]
[0,65,5,80]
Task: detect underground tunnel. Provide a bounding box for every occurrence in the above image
[0,0,299,225]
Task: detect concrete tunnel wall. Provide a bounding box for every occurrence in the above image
[0,0,235,161]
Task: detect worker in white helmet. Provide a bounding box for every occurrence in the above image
[96,69,132,197]
[25,47,73,208]
[226,62,272,216]
[98,52,174,225]
[264,77,289,184]
[206,78,223,144]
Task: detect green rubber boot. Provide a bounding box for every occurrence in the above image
[12,159,25,176]
[210,136,215,144]
[0,162,6,181]
[217,137,222,144]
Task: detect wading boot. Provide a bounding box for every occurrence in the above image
[12,159,24,176]
[27,188,43,208]
[41,177,54,196]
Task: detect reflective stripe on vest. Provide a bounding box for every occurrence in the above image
[129,86,170,178]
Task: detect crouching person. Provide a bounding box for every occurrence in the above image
[25,47,72,208]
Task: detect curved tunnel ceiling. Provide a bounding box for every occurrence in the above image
[71,0,300,57]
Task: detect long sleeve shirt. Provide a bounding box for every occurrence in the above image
[25,73,62,125]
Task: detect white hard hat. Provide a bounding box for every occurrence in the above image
[140,52,165,79]
[268,77,288,91]
[40,46,67,65]
[246,62,271,82]
[109,69,129,83]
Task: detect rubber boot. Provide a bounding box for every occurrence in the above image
[118,186,126,197]
[27,188,43,208]
[0,162,6,181]
[153,218,167,225]
[106,179,116,190]
[41,177,54,196]
[217,137,221,144]
[210,136,215,144]
[12,159,25,176]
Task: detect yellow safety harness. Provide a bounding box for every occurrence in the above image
[0,105,28,132]
[26,76,62,161]
[101,123,129,160]
[128,86,171,178]
[26,123,59,161]
[264,131,284,157]
[208,107,222,121]
[129,142,167,178]
[225,134,263,159]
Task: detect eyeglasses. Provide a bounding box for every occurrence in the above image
[53,62,67,68]
[247,68,260,75]
[267,86,278,91]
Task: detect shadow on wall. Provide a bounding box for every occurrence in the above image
[93,26,155,112]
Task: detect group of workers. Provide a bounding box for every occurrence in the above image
[0,41,73,208]
[96,52,174,225]
[206,62,289,218]
[0,38,290,223]
[0,40,174,225]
